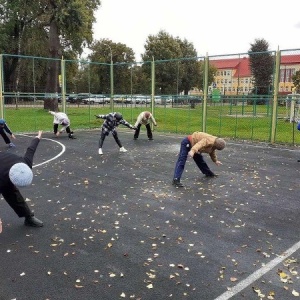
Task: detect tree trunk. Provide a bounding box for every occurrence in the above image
[44,19,61,111]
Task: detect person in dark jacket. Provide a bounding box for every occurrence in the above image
[0,118,16,147]
[172,132,226,187]
[0,131,44,228]
[95,112,136,155]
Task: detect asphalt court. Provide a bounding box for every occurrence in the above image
[0,129,300,300]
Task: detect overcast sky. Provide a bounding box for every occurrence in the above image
[92,0,300,61]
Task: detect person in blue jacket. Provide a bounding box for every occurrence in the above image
[0,118,16,147]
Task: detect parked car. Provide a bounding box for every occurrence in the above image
[134,95,151,104]
[67,94,78,103]
[82,94,109,104]
[114,95,133,104]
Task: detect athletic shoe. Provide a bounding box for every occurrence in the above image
[172,179,184,187]
[120,147,127,152]
[9,143,15,148]
[98,148,103,155]
[24,216,43,227]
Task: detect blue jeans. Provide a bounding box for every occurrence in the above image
[173,137,214,180]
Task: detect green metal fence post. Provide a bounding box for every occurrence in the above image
[0,55,3,119]
[202,54,209,132]
[151,57,155,130]
[270,49,281,144]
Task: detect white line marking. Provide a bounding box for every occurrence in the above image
[18,134,65,168]
[215,240,300,300]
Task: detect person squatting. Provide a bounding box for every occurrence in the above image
[95,112,136,155]
[49,111,75,139]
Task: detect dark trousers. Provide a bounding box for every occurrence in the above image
[0,128,11,144]
[173,137,214,180]
[1,183,32,218]
[134,123,152,139]
[53,124,71,135]
[99,130,122,148]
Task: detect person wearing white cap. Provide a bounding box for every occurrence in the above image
[172,132,226,187]
[0,131,44,228]
[133,111,157,141]
[0,118,16,148]
[49,111,75,139]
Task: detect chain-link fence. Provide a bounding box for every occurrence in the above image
[1,49,300,145]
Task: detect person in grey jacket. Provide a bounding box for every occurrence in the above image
[0,118,16,147]
[0,131,44,228]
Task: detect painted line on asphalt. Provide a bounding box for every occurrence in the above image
[18,134,66,168]
[214,240,300,300]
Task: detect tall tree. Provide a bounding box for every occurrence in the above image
[0,0,101,109]
[142,31,182,94]
[88,39,135,95]
[248,38,274,95]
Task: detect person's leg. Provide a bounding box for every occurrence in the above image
[99,131,107,148]
[193,154,216,176]
[112,130,122,148]
[134,124,141,139]
[173,137,190,186]
[53,124,59,135]
[0,128,11,144]
[2,184,43,227]
[66,126,75,138]
[146,123,153,140]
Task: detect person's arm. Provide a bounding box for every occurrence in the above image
[134,113,143,127]
[120,119,136,129]
[23,131,43,168]
[95,114,107,119]
[150,115,157,126]
[4,123,14,137]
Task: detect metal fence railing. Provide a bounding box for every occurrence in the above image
[1,49,300,145]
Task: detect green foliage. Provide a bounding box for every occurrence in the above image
[292,70,300,93]
[249,39,274,95]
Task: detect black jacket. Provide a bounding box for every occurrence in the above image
[0,138,40,192]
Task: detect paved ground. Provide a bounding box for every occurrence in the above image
[0,128,300,300]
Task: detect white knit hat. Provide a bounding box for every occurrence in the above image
[9,163,33,187]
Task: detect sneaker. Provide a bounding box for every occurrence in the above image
[98,148,103,155]
[9,142,15,148]
[172,179,184,187]
[120,147,127,152]
[24,216,43,227]
[205,173,218,178]
[148,138,153,141]
[133,137,138,140]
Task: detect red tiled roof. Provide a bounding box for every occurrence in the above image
[280,54,300,64]
[210,54,300,78]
